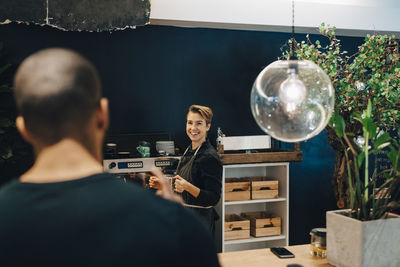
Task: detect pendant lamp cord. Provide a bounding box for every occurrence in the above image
[290,0,297,60]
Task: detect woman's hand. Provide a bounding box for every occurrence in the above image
[174,175,188,193]
[174,175,200,198]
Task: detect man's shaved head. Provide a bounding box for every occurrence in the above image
[14,48,102,145]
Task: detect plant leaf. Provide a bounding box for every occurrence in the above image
[374,132,391,149]
[0,146,13,160]
[0,118,14,129]
[331,112,345,138]
[0,84,12,93]
[387,146,398,169]
[357,153,365,167]
[0,63,11,75]
[361,117,377,140]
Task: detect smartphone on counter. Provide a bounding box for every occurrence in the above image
[270,247,295,258]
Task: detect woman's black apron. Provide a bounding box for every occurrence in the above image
[176,144,216,234]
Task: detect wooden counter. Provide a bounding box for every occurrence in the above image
[218,151,302,165]
[218,244,333,267]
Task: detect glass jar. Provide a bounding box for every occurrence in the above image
[310,228,327,258]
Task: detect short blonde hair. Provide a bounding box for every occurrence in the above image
[188,105,213,125]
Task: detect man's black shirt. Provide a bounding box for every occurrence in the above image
[0,173,220,267]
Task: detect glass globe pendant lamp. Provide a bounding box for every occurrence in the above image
[250,59,334,142]
[250,0,334,142]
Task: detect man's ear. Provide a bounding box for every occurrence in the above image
[207,123,211,132]
[15,116,33,144]
[97,98,109,131]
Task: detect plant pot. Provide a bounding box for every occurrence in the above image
[326,210,400,267]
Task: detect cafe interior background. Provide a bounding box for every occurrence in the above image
[0,0,399,250]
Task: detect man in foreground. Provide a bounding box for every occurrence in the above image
[0,48,220,267]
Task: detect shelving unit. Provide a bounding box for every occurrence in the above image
[215,162,289,253]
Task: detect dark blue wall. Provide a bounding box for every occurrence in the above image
[0,23,364,245]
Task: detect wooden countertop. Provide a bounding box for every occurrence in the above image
[218,244,333,267]
[218,151,303,165]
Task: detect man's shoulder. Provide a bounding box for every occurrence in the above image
[0,173,199,230]
[0,177,22,196]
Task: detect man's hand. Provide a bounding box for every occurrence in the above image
[150,167,183,204]
[149,176,161,190]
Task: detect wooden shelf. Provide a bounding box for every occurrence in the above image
[220,162,289,252]
[219,151,302,165]
[224,235,286,245]
[225,198,286,206]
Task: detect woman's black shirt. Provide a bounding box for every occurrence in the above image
[180,139,222,207]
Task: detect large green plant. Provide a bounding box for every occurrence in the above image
[332,100,400,220]
[0,41,14,163]
[0,42,32,185]
[281,24,400,220]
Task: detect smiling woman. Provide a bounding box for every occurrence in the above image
[175,105,223,234]
[150,105,223,234]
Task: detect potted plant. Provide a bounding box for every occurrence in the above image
[282,24,400,267]
[326,100,400,267]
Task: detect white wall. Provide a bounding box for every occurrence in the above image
[150,0,400,37]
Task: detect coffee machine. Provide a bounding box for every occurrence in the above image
[102,132,179,186]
